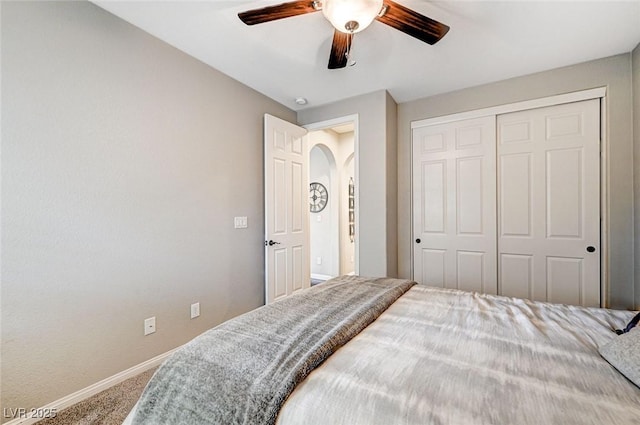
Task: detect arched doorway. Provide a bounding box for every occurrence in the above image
[308,123,356,284]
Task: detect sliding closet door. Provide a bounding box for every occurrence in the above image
[412,117,497,294]
[497,99,600,307]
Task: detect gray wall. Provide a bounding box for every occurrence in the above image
[398,54,635,310]
[1,0,295,416]
[634,42,640,310]
[385,92,399,278]
[298,90,398,278]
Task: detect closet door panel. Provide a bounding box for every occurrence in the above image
[420,160,446,233]
[546,148,582,238]
[457,250,485,293]
[497,99,600,307]
[500,153,532,237]
[499,253,533,299]
[421,249,446,288]
[546,256,583,306]
[457,157,484,234]
[413,117,497,293]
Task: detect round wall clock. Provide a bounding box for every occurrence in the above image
[309,182,328,213]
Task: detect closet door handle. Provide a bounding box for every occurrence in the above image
[586,246,596,253]
[415,238,421,244]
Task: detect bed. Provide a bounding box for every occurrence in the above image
[124,275,640,425]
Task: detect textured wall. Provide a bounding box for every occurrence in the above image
[1,0,295,417]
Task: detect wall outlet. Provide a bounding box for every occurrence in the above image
[316,257,322,265]
[190,302,200,319]
[144,317,156,336]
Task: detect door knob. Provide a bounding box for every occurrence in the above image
[266,240,280,246]
[586,246,596,253]
[415,238,421,244]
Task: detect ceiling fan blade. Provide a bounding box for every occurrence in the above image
[376,0,449,45]
[238,1,319,25]
[328,30,352,69]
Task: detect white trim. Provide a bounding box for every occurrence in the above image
[411,87,607,129]
[600,97,609,308]
[311,273,334,281]
[304,114,359,132]
[3,348,177,425]
[304,114,360,276]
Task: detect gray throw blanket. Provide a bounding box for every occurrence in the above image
[131,276,415,425]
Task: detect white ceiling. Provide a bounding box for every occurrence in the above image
[92,0,640,111]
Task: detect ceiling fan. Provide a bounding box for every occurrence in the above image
[238,0,449,69]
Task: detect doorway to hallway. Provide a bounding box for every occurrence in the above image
[308,121,356,284]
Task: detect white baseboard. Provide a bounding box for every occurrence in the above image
[3,348,177,425]
[311,273,333,281]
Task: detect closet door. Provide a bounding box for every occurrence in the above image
[412,116,497,294]
[497,99,600,307]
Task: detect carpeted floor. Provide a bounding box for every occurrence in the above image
[35,367,157,425]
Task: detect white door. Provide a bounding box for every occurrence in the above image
[412,116,497,294]
[497,99,600,307]
[264,114,310,304]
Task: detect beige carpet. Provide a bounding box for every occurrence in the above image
[35,367,157,425]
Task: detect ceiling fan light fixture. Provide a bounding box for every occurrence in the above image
[322,0,384,33]
[238,0,450,70]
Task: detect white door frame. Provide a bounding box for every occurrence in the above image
[410,87,609,306]
[304,114,360,276]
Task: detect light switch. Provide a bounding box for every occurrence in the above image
[234,216,248,229]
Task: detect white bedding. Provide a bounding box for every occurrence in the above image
[125,284,640,424]
[277,286,640,424]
